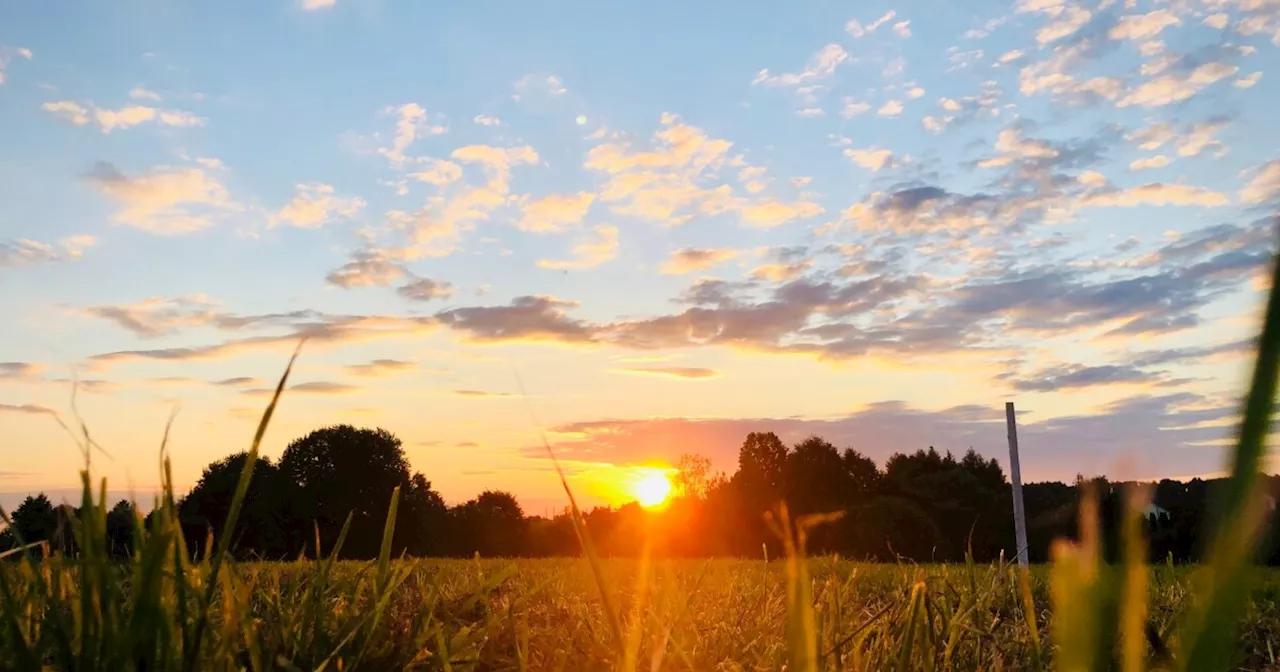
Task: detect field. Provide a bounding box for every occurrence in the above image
[6,551,1280,670]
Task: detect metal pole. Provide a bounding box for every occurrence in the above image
[1006,401,1029,567]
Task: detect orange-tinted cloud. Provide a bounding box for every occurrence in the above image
[613,366,718,379]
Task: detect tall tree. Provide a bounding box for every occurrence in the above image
[784,436,852,516]
[279,425,413,558]
[396,473,450,556]
[9,494,56,548]
[451,490,526,557]
[179,452,293,558]
[105,500,137,558]
[673,453,714,500]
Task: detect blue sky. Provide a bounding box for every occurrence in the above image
[1,0,1278,512]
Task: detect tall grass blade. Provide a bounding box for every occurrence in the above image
[184,342,301,671]
[517,371,625,654]
[1177,241,1280,670]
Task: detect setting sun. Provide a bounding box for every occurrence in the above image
[632,472,673,508]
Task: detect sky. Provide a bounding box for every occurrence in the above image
[1,0,1278,514]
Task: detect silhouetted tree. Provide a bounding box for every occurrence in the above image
[105,500,137,558]
[396,473,450,557]
[451,490,526,557]
[180,452,293,558]
[10,494,58,550]
[279,425,412,558]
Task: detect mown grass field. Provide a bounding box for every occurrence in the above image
[5,554,1280,670]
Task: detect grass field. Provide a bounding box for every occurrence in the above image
[5,553,1280,670]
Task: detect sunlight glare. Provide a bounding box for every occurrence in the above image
[632,471,672,508]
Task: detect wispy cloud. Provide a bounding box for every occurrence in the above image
[343,359,416,377]
[82,162,239,234]
[536,225,619,270]
[660,247,740,274]
[273,183,365,228]
[0,236,95,267]
[0,403,56,416]
[42,100,206,133]
[613,366,719,379]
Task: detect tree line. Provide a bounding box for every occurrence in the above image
[5,424,1280,564]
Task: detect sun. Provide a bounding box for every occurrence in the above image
[632,472,672,508]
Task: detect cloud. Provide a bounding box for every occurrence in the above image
[843,148,897,171]
[795,107,825,118]
[0,45,33,85]
[450,144,539,195]
[893,21,912,38]
[435,296,598,344]
[0,403,56,416]
[846,11,896,37]
[1005,363,1165,391]
[129,87,161,101]
[585,113,822,228]
[473,114,501,126]
[517,191,595,233]
[301,0,336,9]
[1109,10,1181,41]
[1234,72,1262,88]
[397,277,455,301]
[976,125,1059,168]
[245,381,358,396]
[1037,6,1092,44]
[42,100,206,133]
[453,389,512,398]
[0,362,42,379]
[326,249,407,288]
[660,247,740,274]
[82,162,239,234]
[1204,13,1230,29]
[88,312,438,369]
[1239,160,1280,204]
[536,225,619,270]
[513,74,567,100]
[613,366,718,379]
[343,359,416,377]
[750,261,812,282]
[213,377,261,387]
[876,100,904,117]
[83,295,226,338]
[841,97,871,118]
[998,50,1025,64]
[1179,120,1229,157]
[1118,62,1239,107]
[273,183,365,228]
[752,44,849,87]
[1129,155,1170,170]
[1081,183,1229,208]
[408,159,463,187]
[0,235,95,266]
[377,103,446,164]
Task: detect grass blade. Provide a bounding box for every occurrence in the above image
[1177,240,1280,670]
[184,341,301,671]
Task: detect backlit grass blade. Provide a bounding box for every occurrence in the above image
[1176,237,1280,670]
[516,370,625,654]
[184,341,301,671]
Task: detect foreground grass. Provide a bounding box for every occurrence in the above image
[4,556,1280,670]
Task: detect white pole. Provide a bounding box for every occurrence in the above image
[1006,401,1029,568]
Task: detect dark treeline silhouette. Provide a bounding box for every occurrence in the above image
[5,424,1280,564]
